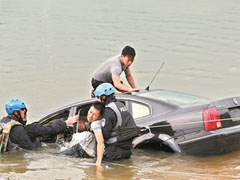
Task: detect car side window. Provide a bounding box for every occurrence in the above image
[76,104,92,121]
[41,109,70,125]
[131,101,150,120]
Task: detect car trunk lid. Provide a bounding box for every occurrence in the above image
[212,97,240,128]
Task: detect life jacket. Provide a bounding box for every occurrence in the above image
[105,101,139,144]
[0,117,22,153]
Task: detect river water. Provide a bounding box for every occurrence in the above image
[1,0,240,179]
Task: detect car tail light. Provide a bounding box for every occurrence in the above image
[203,107,222,131]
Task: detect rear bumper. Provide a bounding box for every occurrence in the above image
[179,125,240,156]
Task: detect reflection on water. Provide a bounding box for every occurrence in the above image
[1,0,240,179]
[0,152,28,174]
[2,148,240,180]
[0,0,240,120]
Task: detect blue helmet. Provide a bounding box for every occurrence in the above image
[94,83,115,97]
[5,99,26,115]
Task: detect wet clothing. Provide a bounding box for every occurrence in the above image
[60,143,92,158]
[61,97,137,161]
[92,55,128,89]
[105,101,136,144]
[0,116,67,152]
[101,95,137,161]
[0,118,23,152]
[60,119,104,158]
[103,143,133,161]
[0,116,41,151]
[25,121,67,142]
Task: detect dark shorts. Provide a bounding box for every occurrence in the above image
[91,78,123,90]
[91,78,113,90]
[60,143,91,158]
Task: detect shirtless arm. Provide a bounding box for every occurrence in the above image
[112,74,131,92]
[125,68,137,88]
[95,131,105,167]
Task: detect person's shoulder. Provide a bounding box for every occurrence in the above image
[104,107,115,115]
[91,119,103,127]
[91,119,104,132]
[107,55,120,62]
[103,108,117,122]
[0,116,8,122]
[115,100,125,106]
[11,124,25,133]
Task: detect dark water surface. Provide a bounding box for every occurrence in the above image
[1,0,240,179]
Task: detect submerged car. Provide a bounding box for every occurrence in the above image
[37,89,240,156]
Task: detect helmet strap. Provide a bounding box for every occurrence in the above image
[13,111,20,119]
[100,96,105,104]
[13,111,26,125]
[100,95,108,105]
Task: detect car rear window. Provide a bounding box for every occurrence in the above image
[138,90,208,105]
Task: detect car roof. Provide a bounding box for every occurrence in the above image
[38,89,209,121]
[135,89,209,106]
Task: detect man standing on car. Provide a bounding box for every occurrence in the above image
[91,46,140,95]
[0,99,76,152]
[94,83,137,161]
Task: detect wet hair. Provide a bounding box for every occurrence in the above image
[121,46,136,57]
[92,102,105,116]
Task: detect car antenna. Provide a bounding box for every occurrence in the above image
[145,61,165,91]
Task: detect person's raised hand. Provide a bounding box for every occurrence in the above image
[65,115,78,126]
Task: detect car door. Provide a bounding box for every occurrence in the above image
[39,108,72,125]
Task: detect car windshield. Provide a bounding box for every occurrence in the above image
[138,89,209,105]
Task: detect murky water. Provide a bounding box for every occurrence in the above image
[1,0,240,179]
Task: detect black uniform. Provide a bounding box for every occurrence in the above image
[102,95,137,161]
[25,121,67,142]
[0,116,67,151]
